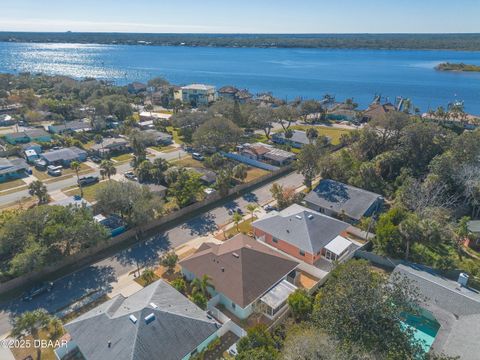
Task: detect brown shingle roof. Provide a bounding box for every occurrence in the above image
[179,234,298,307]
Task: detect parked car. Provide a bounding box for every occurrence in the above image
[47,165,62,176]
[228,208,243,216]
[22,281,54,301]
[124,171,138,181]
[89,155,102,163]
[263,204,277,212]
[192,152,205,161]
[78,176,99,186]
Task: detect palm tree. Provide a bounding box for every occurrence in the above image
[233,164,248,183]
[191,274,214,298]
[246,203,259,220]
[70,161,83,197]
[232,212,243,232]
[99,159,116,180]
[306,127,318,144]
[141,268,156,285]
[28,180,48,204]
[11,309,53,360]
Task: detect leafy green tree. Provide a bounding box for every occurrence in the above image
[215,168,233,197]
[191,292,207,309]
[28,180,48,204]
[168,169,202,207]
[296,144,323,190]
[274,105,298,131]
[135,160,154,183]
[237,324,279,360]
[249,107,275,139]
[193,117,243,150]
[204,153,226,170]
[141,268,156,285]
[270,183,303,210]
[287,289,312,321]
[313,260,424,359]
[171,278,186,293]
[233,164,248,182]
[305,127,318,144]
[161,251,179,273]
[11,309,53,360]
[99,159,116,180]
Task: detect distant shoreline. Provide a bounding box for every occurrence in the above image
[1,32,480,51]
[435,62,480,72]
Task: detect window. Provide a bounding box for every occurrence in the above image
[232,302,236,309]
[299,250,305,256]
[272,237,278,243]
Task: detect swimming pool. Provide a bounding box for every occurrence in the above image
[401,309,440,353]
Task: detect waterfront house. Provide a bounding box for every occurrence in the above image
[0,157,29,183]
[56,280,220,360]
[180,234,299,320]
[41,146,87,167]
[218,86,239,101]
[252,204,354,265]
[391,264,480,360]
[362,102,397,121]
[304,179,383,223]
[181,84,217,107]
[127,81,147,94]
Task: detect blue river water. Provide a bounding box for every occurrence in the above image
[0,42,479,114]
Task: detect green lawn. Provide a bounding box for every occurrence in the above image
[171,155,205,168]
[111,153,133,163]
[223,217,254,239]
[289,125,353,145]
[63,180,115,203]
[166,126,184,145]
[0,178,26,192]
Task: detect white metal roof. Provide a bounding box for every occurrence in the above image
[260,279,297,310]
[324,235,352,256]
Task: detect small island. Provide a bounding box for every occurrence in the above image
[435,62,480,72]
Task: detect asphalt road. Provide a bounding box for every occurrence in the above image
[0,171,303,336]
[0,148,186,205]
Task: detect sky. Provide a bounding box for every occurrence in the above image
[0,0,479,34]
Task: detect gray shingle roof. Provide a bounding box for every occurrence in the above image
[41,147,86,162]
[392,264,480,360]
[179,234,298,308]
[252,204,350,254]
[65,280,218,360]
[0,158,28,175]
[305,179,382,221]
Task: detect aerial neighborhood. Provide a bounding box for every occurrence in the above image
[0,72,479,360]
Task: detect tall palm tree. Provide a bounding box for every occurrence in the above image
[232,212,243,231]
[246,203,259,220]
[70,161,83,197]
[191,274,214,298]
[99,160,116,180]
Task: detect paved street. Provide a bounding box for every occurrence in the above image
[0,148,187,206]
[0,171,302,336]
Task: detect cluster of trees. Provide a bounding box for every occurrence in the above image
[2,33,480,51]
[237,260,455,360]
[95,181,162,228]
[0,205,109,279]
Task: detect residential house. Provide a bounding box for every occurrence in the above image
[56,280,220,360]
[93,214,126,237]
[0,114,15,126]
[144,129,173,146]
[181,84,217,107]
[41,146,87,167]
[362,102,397,121]
[218,86,239,101]
[252,204,354,265]
[0,158,29,183]
[304,179,383,223]
[50,196,92,208]
[90,137,130,158]
[188,167,217,185]
[139,111,172,122]
[272,130,324,149]
[4,128,52,145]
[235,90,253,104]
[127,82,147,94]
[24,149,39,163]
[48,120,92,134]
[238,143,295,166]
[180,234,299,320]
[391,264,480,360]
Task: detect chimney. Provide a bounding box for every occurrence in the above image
[458,273,469,287]
[108,341,111,348]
